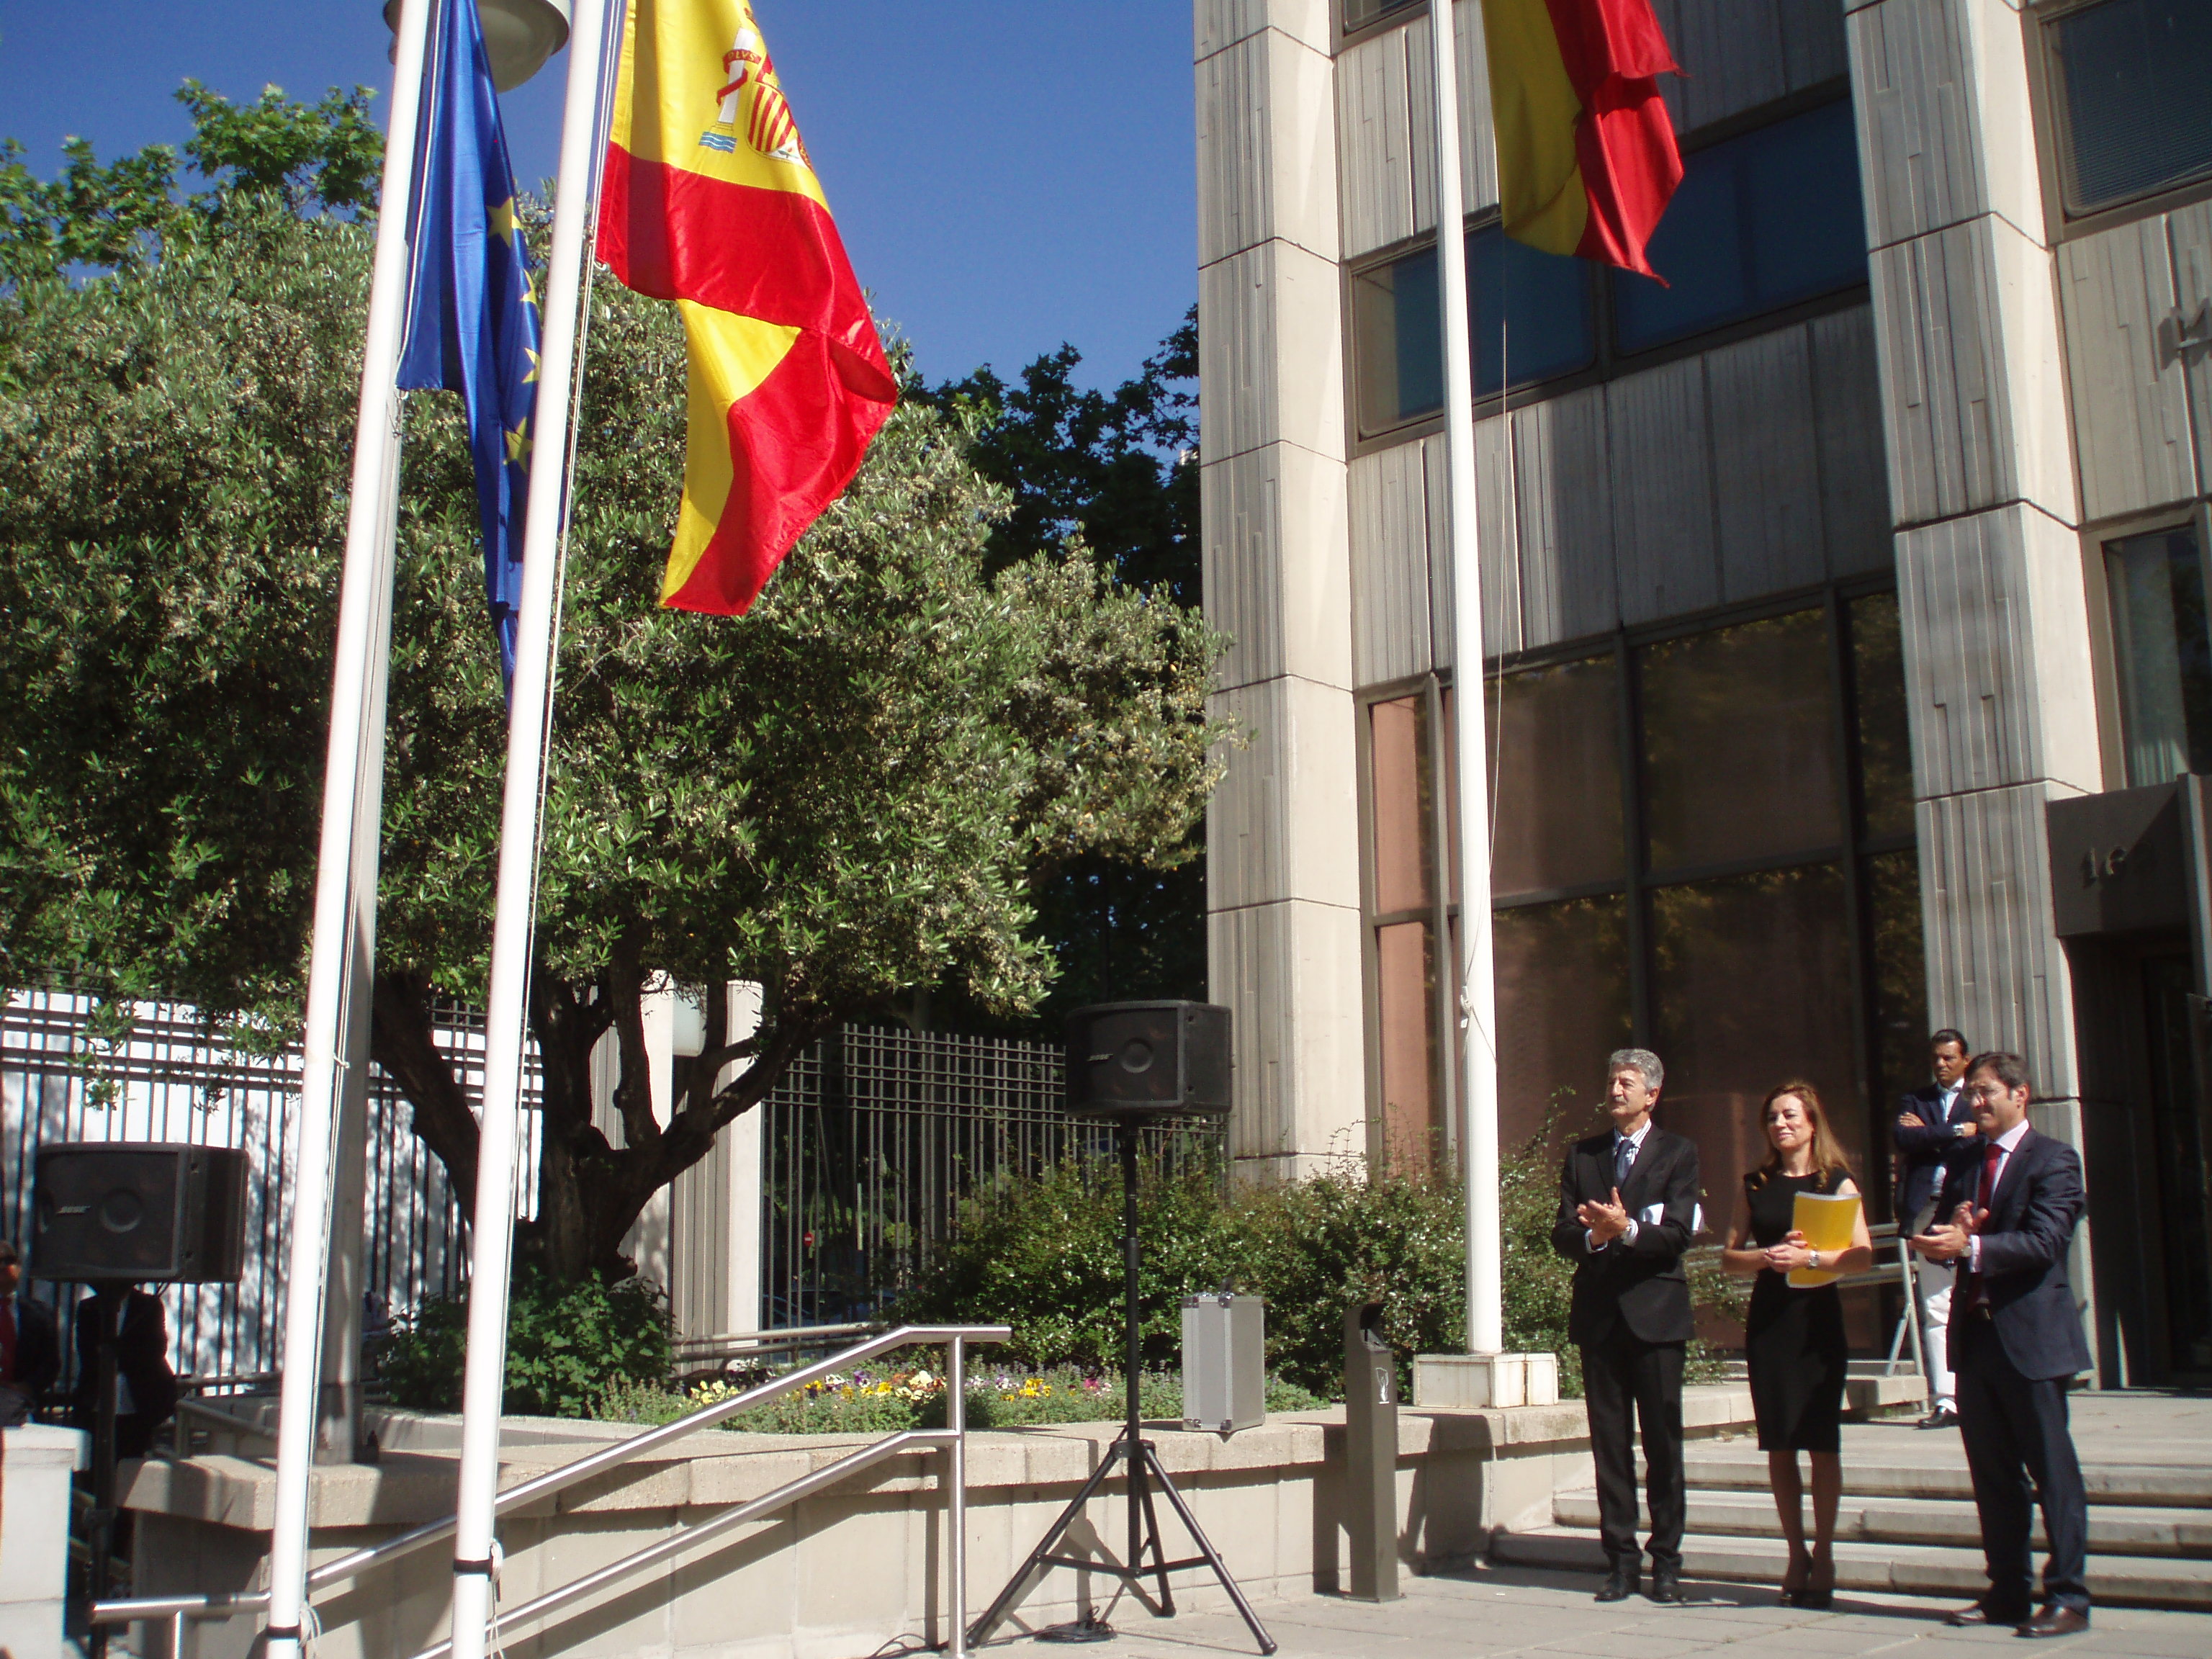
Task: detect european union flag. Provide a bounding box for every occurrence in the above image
[397,0,541,686]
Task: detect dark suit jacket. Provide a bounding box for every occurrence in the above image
[71,1288,179,1429]
[1938,1128,2093,1381]
[3,1293,63,1402]
[1894,1082,1977,1226]
[1551,1126,1702,1346]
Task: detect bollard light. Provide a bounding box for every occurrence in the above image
[383,0,572,91]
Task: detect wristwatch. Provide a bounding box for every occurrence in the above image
[1808,1250,1822,1272]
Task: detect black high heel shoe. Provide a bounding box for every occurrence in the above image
[1796,1556,1836,1609]
[1779,1554,1811,1606]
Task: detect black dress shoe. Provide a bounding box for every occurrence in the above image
[2017,1606,2090,1638]
[1595,1565,1639,1602]
[1647,1568,1683,1604]
[1947,1604,2029,1627]
[1917,1406,1960,1429]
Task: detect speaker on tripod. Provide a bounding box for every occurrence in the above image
[968,1002,1274,1654]
[32,1142,249,1655]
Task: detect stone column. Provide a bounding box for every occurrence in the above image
[1197,0,1363,1181]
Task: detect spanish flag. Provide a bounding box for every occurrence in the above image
[598,0,897,614]
[1482,0,1682,279]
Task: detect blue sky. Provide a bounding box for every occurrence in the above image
[0,1,1197,390]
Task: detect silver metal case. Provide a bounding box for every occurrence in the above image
[1180,1292,1265,1435]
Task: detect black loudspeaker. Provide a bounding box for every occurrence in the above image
[31,1143,250,1284]
[1066,1001,1232,1119]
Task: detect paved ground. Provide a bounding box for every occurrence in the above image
[991,1564,2212,1658]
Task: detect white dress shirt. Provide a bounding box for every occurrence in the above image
[1590,1120,1653,1252]
[1966,1119,2031,1274]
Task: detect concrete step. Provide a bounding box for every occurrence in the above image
[1553,1485,2212,1557]
[1668,1450,2212,1509]
[1491,1522,2212,1610]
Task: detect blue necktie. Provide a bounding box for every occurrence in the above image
[1614,1135,1635,1190]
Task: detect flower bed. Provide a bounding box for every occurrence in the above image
[596,1359,1325,1434]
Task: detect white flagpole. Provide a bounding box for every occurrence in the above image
[1426,0,1504,1358]
[446,1,613,1653]
[261,3,429,1653]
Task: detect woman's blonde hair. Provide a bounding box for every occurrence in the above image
[1758,1079,1851,1180]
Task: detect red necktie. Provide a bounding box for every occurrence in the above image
[1964,1143,2001,1311]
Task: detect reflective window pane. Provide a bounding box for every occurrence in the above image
[1850,591,1915,840]
[1650,863,1861,1197]
[2051,0,2212,215]
[1490,655,1625,896]
[1867,849,1929,1220]
[1352,247,1444,433]
[1375,920,1438,1169]
[1615,99,1866,354]
[1495,897,1632,1148]
[1469,224,1596,395]
[1640,608,1840,872]
[1370,696,1431,913]
[2106,523,2212,786]
[1343,0,1421,30]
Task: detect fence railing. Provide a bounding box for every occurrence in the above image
[759,1024,1224,1326]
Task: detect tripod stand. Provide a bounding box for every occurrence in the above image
[967,1125,1275,1654]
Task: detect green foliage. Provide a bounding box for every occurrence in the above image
[0,90,1230,1280]
[595,1362,1326,1435]
[378,1268,673,1419]
[917,313,1210,1033]
[1,81,379,285]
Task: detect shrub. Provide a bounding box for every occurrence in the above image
[379,1267,672,1418]
[595,1361,1327,1435]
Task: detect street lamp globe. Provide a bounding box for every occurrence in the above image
[384,0,572,91]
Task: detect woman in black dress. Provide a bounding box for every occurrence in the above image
[1722,1081,1874,1607]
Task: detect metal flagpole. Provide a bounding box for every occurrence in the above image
[261,4,431,1653]
[1426,0,1504,1359]
[446,1,613,1654]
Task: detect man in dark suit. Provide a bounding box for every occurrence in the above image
[71,1285,179,1459]
[1894,1028,1977,1429]
[1910,1051,2092,1639]
[1552,1047,1704,1605]
[0,1238,62,1426]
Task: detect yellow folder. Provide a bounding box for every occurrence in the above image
[1786,1190,1861,1288]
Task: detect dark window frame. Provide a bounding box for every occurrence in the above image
[1336,0,1430,55]
[2087,503,2212,788]
[2026,0,2212,243]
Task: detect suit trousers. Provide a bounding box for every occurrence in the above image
[1955,1316,2090,1615]
[1581,1325,1686,1568]
[1915,1257,1956,1407]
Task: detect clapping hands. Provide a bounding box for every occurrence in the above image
[1578,1186,1631,1245]
[1910,1200,1987,1262]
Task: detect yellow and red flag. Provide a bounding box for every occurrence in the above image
[1482,0,1682,278]
[598,0,897,614]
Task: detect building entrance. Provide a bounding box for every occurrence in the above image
[2140,958,2212,1379]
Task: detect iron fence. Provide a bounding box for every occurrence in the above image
[758,1025,1224,1328]
[0,987,536,1394]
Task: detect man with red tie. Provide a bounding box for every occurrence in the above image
[0,1237,62,1426]
[1910,1052,2092,1639]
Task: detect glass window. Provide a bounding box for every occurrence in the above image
[1352,248,1444,432]
[1866,848,1929,1219]
[1614,99,1866,354]
[1849,591,1915,840]
[1375,920,1438,1168]
[2049,0,2212,215]
[1495,897,1632,1147]
[1489,654,1625,896]
[1342,0,1422,32]
[1351,227,1595,436]
[1370,695,1432,912]
[1650,863,1860,1195]
[1640,608,1841,873]
[2105,523,2212,786]
[1469,225,1597,398]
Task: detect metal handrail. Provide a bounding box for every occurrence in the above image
[91,1323,1010,1650]
[670,1319,876,1359]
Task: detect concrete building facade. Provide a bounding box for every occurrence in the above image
[1196,0,2212,1385]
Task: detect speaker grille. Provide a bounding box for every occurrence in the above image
[1066,1001,1232,1118]
[32,1144,248,1283]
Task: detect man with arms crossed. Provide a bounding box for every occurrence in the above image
[1910,1052,2092,1638]
[1894,1029,1977,1429]
[1552,1048,1703,1604]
